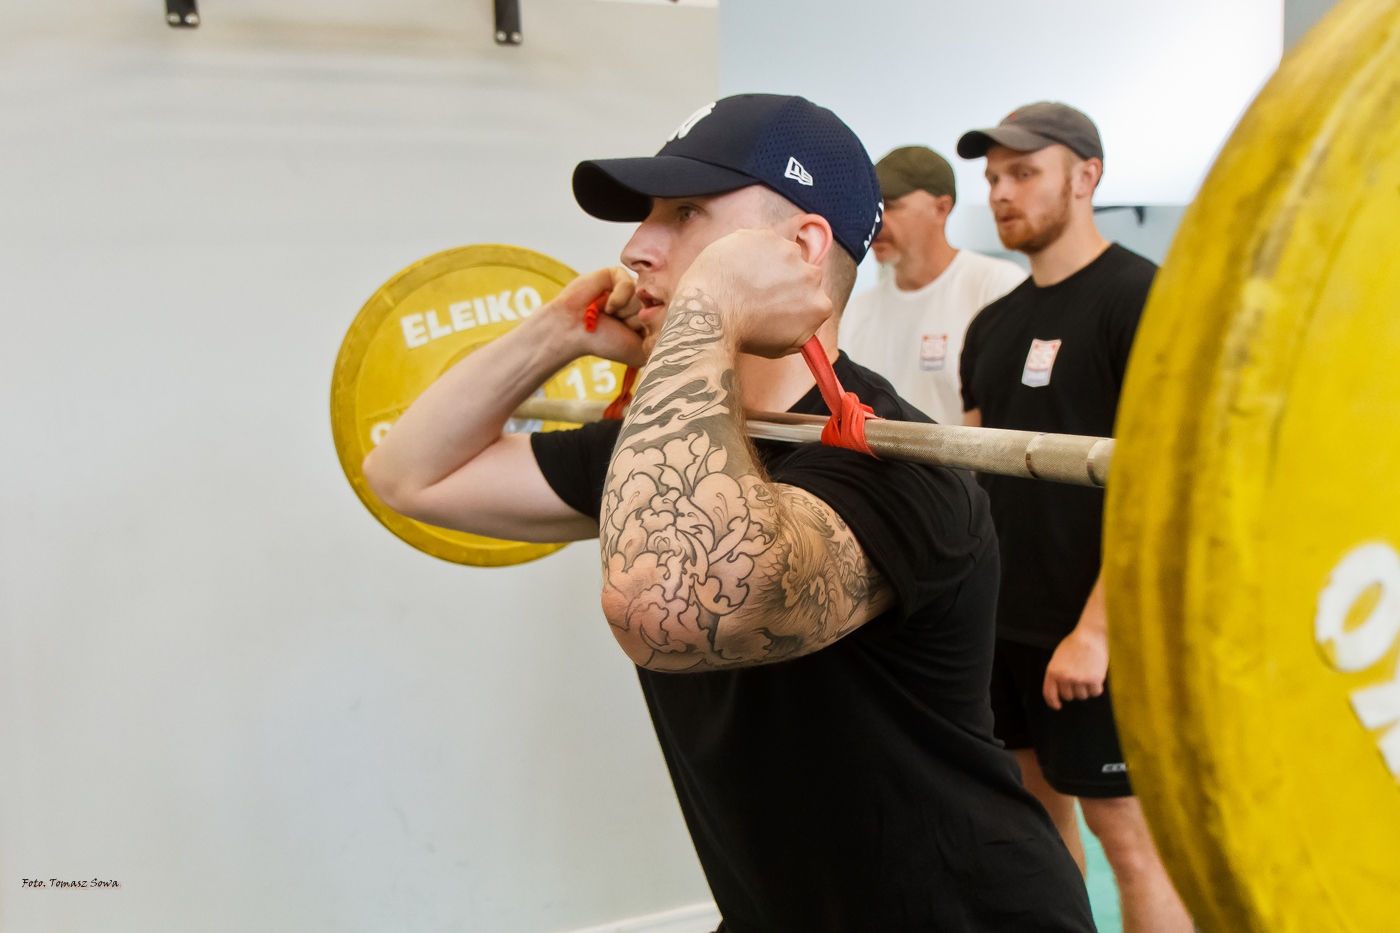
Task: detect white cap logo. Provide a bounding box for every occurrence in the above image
[668,102,715,142]
[784,157,813,186]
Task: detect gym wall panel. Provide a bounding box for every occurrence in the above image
[0,3,718,932]
[721,0,1282,276]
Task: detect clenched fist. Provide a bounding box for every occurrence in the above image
[538,266,648,369]
[677,228,834,359]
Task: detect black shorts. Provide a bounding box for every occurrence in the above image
[989,638,1132,798]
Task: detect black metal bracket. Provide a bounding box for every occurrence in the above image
[166,0,199,28]
[494,0,522,45]
[1094,204,1147,226]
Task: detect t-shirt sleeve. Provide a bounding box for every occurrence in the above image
[769,446,993,626]
[959,317,981,412]
[528,420,623,521]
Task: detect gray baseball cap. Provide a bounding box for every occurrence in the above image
[957,102,1103,162]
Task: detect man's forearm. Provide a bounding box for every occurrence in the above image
[364,310,576,501]
[1076,574,1108,638]
[599,286,879,671]
[608,288,760,487]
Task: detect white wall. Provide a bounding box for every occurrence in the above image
[0,3,719,932]
[722,0,1282,276]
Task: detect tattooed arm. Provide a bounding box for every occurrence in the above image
[599,285,894,672]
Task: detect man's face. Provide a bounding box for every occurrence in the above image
[984,144,1077,254]
[620,185,782,355]
[870,189,953,265]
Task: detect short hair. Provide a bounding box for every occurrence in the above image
[826,247,858,310]
[758,187,859,312]
[1059,145,1103,191]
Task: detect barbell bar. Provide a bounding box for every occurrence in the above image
[512,397,1115,487]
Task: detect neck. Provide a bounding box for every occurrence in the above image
[892,235,958,291]
[1026,211,1110,286]
[735,318,840,414]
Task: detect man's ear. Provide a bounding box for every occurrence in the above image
[791,213,835,267]
[1075,158,1104,198]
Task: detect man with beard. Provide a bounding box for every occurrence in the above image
[840,146,1024,425]
[957,102,1192,932]
[365,94,1095,932]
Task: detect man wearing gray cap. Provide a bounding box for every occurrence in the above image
[957,103,1193,933]
[840,146,1024,425]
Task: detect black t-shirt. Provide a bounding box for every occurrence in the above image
[960,244,1156,649]
[531,354,1093,933]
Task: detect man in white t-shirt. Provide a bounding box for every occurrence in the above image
[840,146,1025,424]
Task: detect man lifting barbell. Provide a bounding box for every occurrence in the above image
[362,94,1094,931]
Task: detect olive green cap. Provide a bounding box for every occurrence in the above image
[875,146,957,204]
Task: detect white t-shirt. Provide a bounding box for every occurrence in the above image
[839,250,1027,424]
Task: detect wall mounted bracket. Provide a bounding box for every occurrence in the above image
[165,0,200,28]
[495,0,522,45]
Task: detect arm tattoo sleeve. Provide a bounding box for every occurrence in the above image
[599,287,892,672]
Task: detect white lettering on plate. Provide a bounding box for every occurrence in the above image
[425,310,453,340]
[514,286,542,317]
[448,301,476,330]
[484,290,516,323]
[1315,542,1400,778]
[399,287,544,349]
[399,313,429,349]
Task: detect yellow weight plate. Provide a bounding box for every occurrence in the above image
[331,244,627,566]
[1105,1,1400,930]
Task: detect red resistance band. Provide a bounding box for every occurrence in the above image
[799,336,880,457]
[584,293,639,420]
[585,293,879,456]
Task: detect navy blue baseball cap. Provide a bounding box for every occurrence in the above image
[573,94,883,262]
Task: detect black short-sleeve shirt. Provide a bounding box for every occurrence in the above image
[532,354,1093,933]
[960,244,1157,649]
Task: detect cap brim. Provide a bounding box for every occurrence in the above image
[572,156,757,222]
[956,126,1056,159]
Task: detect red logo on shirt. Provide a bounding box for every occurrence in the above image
[920,334,948,371]
[1021,338,1062,387]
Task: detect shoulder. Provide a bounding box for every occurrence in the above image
[772,445,996,622]
[959,250,1028,285]
[965,277,1029,339]
[1101,245,1158,294]
[836,354,932,423]
[1089,246,1158,334]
